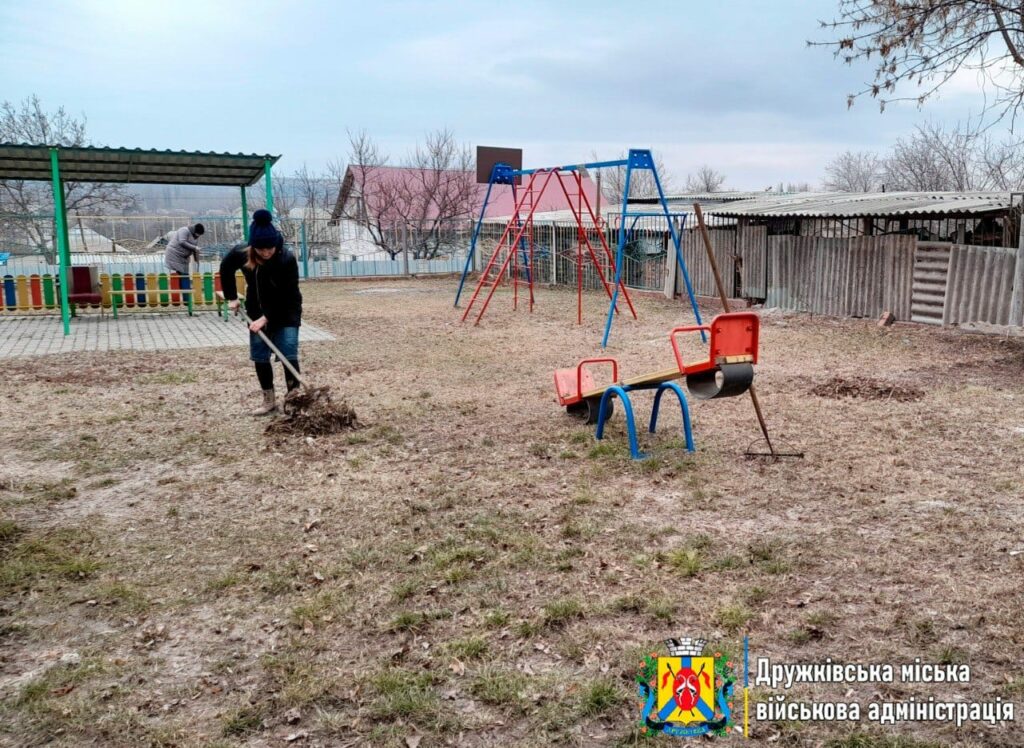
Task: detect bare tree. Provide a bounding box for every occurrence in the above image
[0,96,135,261]
[287,161,346,251]
[883,126,959,191]
[814,1,1024,129]
[395,129,475,259]
[685,165,727,193]
[341,128,476,260]
[977,136,1024,189]
[341,129,395,257]
[856,121,1024,191]
[883,122,990,190]
[823,150,884,191]
[595,150,675,204]
[298,161,346,216]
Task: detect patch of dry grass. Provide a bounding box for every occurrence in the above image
[0,279,1021,746]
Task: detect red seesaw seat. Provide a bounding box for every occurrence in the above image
[553,312,760,422]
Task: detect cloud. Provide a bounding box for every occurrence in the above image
[5,0,1015,186]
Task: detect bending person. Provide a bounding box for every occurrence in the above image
[219,210,303,415]
[164,223,204,293]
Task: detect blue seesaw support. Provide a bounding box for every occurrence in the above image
[650,382,695,452]
[594,381,695,460]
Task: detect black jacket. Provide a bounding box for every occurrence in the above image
[219,245,302,328]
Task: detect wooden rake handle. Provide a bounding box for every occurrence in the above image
[225,303,309,391]
[217,289,308,389]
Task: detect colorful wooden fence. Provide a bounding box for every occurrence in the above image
[1,271,246,314]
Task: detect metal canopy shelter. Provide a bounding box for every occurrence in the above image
[0,143,280,334]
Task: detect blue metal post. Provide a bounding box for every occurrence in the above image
[744,636,749,688]
[600,156,636,348]
[651,162,705,341]
[454,172,497,307]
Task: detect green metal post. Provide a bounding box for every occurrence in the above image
[264,158,274,217]
[300,220,309,278]
[240,186,249,241]
[50,148,72,335]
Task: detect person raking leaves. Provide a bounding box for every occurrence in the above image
[219,209,303,416]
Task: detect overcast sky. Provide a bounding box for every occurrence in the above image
[0,0,998,190]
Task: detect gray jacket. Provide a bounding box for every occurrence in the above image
[164,226,201,274]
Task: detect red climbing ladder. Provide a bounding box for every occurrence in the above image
[460,168,637,326]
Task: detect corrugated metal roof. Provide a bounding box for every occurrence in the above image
[710,191,1013,218]
[0,144,279,186]
[481,205,738,227]
[483,204,619,223]
[630,190,771,204]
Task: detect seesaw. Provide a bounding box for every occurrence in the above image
[553,312,759,459]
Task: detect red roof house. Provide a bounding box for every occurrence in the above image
[331,164,600,224]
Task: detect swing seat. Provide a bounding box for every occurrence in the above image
[66,266,101,306]
[554,357,619,407]
[670,312,759,399]
[555,358,620,424]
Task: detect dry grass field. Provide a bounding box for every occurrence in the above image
[1,278,1022,747]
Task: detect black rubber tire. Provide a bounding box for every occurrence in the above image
[686,363,755,400]
[566,397,614,425]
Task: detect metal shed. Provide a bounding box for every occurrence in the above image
[707,191,1017,246]
[0,144,280,334]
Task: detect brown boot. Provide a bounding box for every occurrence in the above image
[251,389,277,416]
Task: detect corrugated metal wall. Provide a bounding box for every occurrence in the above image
[941,244,1017,325]
[738,225,768,298]
[671,229,736,297]
[765,235,914,319]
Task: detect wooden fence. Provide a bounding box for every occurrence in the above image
[739,225,769,299]
[1,271,246,313]
[664,228,1019,328]
[665,228,739,298]
[764,235,915,319]
[941,244,1017,326]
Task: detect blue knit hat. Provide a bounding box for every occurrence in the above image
[249,209,282,250]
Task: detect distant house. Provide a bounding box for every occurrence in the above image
[330,164,600,258]
[331,164,598,222]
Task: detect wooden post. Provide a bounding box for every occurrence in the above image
[77,215,88,251]
[693,204,731,309]
[1011,205,1024,326]
[694,203,776,455]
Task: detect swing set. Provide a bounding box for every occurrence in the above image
[454,148,705,348]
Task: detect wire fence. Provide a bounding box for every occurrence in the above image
[0,212,679,291]
[473,213,738,294]
[0,214,471,280]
